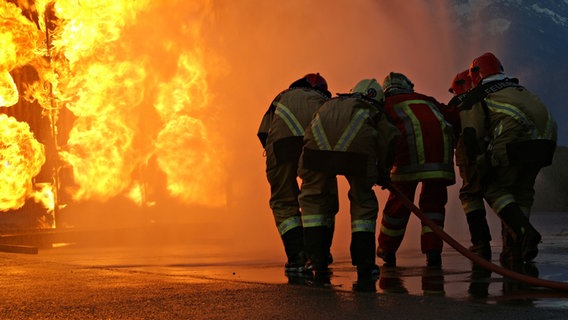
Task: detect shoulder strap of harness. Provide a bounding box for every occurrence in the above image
[459,78,522,130]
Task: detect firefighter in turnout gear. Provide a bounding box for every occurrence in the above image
[298,79,400,290]
[460,52,557,267]
[450,70,493,261]
[376,72,457,268]
[257,73,334,274]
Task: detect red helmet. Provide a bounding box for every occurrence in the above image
[303,73,328,91]
[448,70,472,95]
[469,52,504,87]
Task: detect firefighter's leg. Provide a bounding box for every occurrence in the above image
[487,166,541,263]
[303,226,329,272]
[498,202,541,263]
[465,209,492,260]
[513,164,542,263]
[351,231,376,292]
[499,221,521,268]
[298,168,336,278]
[377,181,417,267]
[280,225,306,273]
[458,163,492,260]
[418,180,447,268]
[346,174,379,291]
[324,176,339,265]
[267,161,304,270]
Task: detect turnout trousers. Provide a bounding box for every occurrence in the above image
[378,180,447,254]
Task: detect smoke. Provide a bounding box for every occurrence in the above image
[2,0,499,263]
[210,0,479,261]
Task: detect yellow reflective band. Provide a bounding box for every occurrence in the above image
[311,114,332,150]
[302,214,328,228]
[423,100,454,163]
[543,109,556,139]
[391,170,455,181]
[380,224,406,237]
[462,199,485,214]
[485,99,545,138]
[424,212,444,222]
[274,102,304,136]
[335,109,369,151]
[351,219,376,233]
[493,194,515,214]
[395,101,425,164]
[421,225,434,235]
[278,216,302,235]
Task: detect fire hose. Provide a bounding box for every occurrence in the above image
[386,183,568,291]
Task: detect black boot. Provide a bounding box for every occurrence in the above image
[303,226,329,272]
[466,210,492,261]
[351,232,377,292]
[426,250,442,269]
[499,222,521,268]
[282,227,306,273]
[498,203,541,263]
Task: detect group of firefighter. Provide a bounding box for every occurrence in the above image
[257,52,558,291]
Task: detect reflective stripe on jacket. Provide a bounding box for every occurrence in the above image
[258,87,329,168]
[383,92,455,183]
[460,85,557,167]
[302,95,400,177]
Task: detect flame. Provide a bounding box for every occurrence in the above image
[0,113,46,211]
[0,1,42,107]
[32,182,55,213]
[0,71,18,107]
[1,0,227,216]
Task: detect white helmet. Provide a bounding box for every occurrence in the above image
[351,78,385,104]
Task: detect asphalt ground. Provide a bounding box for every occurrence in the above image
[1,216,568,320]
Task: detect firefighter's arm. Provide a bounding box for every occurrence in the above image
[257,103,276,148]
[459,104,487,164]
[462,127,480,164]
[376,116,401,187]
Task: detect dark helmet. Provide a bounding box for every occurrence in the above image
[289,73,330,97]
[469,52,504,87]
[303,73,328,91]
[382,72,414,94]
[448,70,472,95]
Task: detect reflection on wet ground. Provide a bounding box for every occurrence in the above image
[33,231,568,310]
[2,212,568,310]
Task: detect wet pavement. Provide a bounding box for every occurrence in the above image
[1,212,567,319]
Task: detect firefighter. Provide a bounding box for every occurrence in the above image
[376,72,457,269]
[460,52,557,266]
[449,70,493,261]
[257,73,335,274]
[298,79,400,290]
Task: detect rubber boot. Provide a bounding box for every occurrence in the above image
[282,227,306,273]
[499,222,521,270]
[303,226,330,285]
[498,203,541,263]
[351,232,377,292]
[465,210,492,261]
[426,250,442,269]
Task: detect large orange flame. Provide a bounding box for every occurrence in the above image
[0,114,46,211]
[0,1,42,107]
[2,0,227,214]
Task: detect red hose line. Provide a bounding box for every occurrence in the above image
[386,183,568,291]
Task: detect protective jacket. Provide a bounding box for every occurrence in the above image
[459,78,557,168]
[301,94,400,181]
[383,92,456,184]
[258,87,329,169]
[298,93,399,273]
